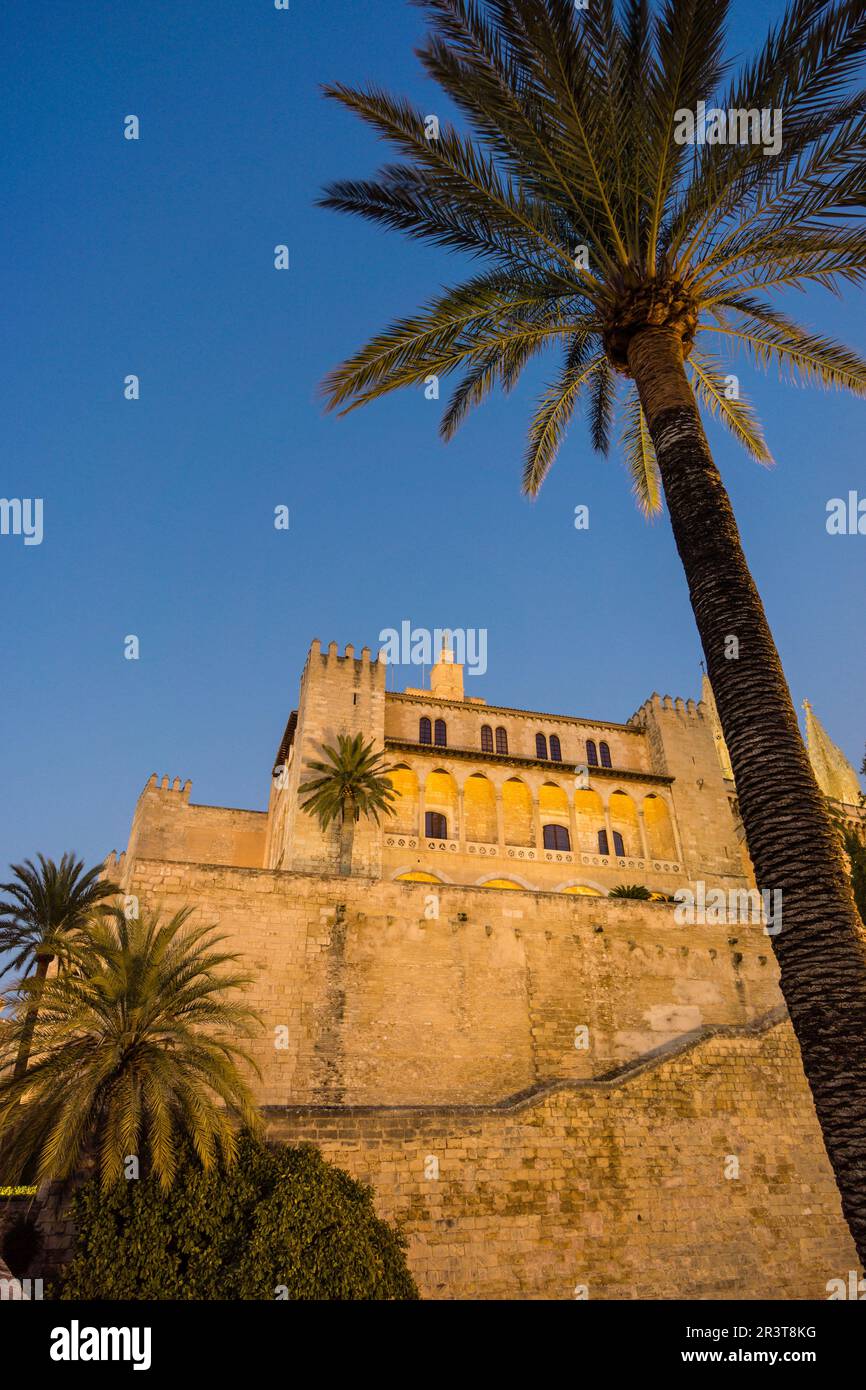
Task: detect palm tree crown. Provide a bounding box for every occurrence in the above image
[0,853,121,1079]
[299,734,398,830]
[0,853,119,978]
[319,0,866,508]
[299,734,398,875]
[0,908,262,1189]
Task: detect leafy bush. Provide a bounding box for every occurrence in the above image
[56,1134,418,1300]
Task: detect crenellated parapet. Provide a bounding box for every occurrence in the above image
[103,849,126,876]
[629,692,705,727]
[143,773,192,801]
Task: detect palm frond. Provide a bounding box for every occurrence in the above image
[320,269,584,414]
[589,356,616,455]
[621,385,662,515]
[522,344,605,496]
[701,297,866,394]
[688,350,773,463]
[644,0,731,271]
[320,83,579,273]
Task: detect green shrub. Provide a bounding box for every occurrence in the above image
[55,1134,419,1300]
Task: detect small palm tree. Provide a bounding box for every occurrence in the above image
[0,908,262,1190]
[317,0,866,1261]
[0,854,119,1079]
[609,883,653,900]
[299,734,398,875]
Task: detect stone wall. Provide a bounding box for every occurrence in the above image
[266,1017,857,1300]
[125,862,784,1107]
[124,776,267,870]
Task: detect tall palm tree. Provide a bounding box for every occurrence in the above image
[299,734,398,875]
[0,908,262,1190]
[0,854,120,1079]
[316,0,866,1259]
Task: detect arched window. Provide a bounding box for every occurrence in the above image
[612,830,625,856]
[434,718,447,747]
[597,828,609,855]
[481,724,494,753]
[600,740,612,768]
[536,733,548,759]
[549,734,562,762]
[495,726,508,754]
[419,717,432,745]
[426,811,448,840]
[586,739,598,766]
[543,824,571,851]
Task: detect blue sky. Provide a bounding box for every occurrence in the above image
[1,0,864,877]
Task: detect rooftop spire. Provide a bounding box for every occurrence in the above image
[700,673,734,781]
[802,700,862,806]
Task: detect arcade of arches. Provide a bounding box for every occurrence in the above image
[387,764,681,895]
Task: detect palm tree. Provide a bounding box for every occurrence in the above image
[316,1,866,1259]
[609,883,653,900]
[0,907,262,1190]
[0,854,120,1079]
[299,734,398,875]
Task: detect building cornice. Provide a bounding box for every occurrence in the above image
[384,738,674,785]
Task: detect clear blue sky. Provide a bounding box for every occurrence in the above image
[1,0,863,877]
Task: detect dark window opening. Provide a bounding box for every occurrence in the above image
[481,725,493,753]
[600,741,612,768]
[426,811,448,840]
[586,740,598,766]
[613,830,625,856]
[434,719,447,747]
[543,824,571,851]
[495,726,508,754]
[549,734,562,762]
[597,829,609,855]
[419,717,432,745]
[536,733,548,759]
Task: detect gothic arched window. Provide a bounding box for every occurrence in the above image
[419,717,432,745]
[597,828,609,855]
[543,824,571,851]
[600,741,612,768]
[612,830,625,856]
[495,726,508,754]
[549,734,562,762]
[481,725,494,753]
[586,740,598,766]
[434,719,447,747]
[536,733,548,759]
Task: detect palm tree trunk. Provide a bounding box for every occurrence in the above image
[628,325,866,1267]
[13,955,51,1079]
[338,809,355,877]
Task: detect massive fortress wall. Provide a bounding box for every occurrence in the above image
[121,861,856,1297]
[126,864,784,1106]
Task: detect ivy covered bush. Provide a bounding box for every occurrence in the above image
[56,1135,419,1300]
